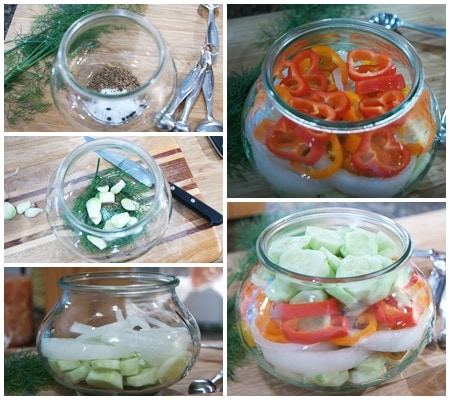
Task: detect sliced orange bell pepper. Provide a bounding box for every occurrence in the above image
[329,312,377,346]
[312,45,349,85]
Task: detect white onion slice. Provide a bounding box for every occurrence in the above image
[251,323,370,374]
[328,157,416,198]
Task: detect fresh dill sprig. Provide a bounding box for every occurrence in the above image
[71,162,153,253]
[227,4,370,180]
[4,4,144,125]
[5,350,55,395]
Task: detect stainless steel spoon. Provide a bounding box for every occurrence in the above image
[195,64,223,132]
[157,59,204,131]
[188,369,223,394]
[369,12,446,38]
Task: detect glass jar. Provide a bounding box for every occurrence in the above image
[242,19,441,197]
[36,271,201,395]
[236,208,434,393]
[51,9,177,131]
[46,138,172,262]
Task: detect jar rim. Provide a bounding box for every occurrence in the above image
[56,9,170,98]
[256,207,413,283]
[51,137,169,238]
[262,18,424,134]
[58,271,179,291]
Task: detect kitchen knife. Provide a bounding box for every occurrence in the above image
[83,137,223,226]
[208,136,223,158]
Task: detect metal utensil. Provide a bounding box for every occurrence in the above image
[188,369,223,394]
[368,12,446,38]
[439,109,446,148]
[202,4,220,56]
[195,63,223,132]
[157,58,204,132]
[173,65,207,132]
[437,286,446,349]
[83,137,223,226]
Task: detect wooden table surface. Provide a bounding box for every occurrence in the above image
[4,136,223,263]
[227,209,446,396]
[6,340,223,396]
[4,4,223,132]
[228,4,446,198]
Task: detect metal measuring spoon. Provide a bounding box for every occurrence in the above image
[195,63,222,132]
[173,64,207,132]
[368,12,446,38]
[188,369,223,394]
[157,59,204,131]
[438,286,446,349]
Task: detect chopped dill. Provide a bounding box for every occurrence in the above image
[5,350,55,395]
[70,160,153,253]
[4,4,145,125]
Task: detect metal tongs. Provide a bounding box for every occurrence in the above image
[157,6,220,132]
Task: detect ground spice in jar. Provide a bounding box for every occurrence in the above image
[85,65,147,126]
[87,65,141,93]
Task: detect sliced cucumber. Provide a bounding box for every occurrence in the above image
[279,248,331,277]
[306,226,344,254]
[85,369,123,390]
[290,289,328,304]
[268,236,310,263]
[341,229,378,257]
[376,231,399,259]
[54,359,81,371]
[125,367,158,387]
[64,363,90,384]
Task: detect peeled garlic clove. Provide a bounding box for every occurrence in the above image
[16,200,33,214]
[110,179,126,194]
[4,202,17,220]
[24,207,43,218]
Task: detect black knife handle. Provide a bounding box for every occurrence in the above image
[208,136,223,158]
[169,182,223,226]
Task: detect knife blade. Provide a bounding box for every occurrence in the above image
[208,136,223,158]
[83,137,223,226]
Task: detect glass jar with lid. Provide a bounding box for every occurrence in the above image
[242,19,441,197]
[36,271,201,395]
[236,208,434,392]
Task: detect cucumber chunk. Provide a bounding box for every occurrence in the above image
[85,369,123,390]
[306,226,344,254]
[54,359,81,371]
[120,357,142,376]
[64,363,91,384]
[279,248,332,277]
[90,359,120,370]
[341,229,378,256]
[125,367,158,387]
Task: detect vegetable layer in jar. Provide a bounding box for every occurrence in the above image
[243,21,440,198]
[238,226,433,390]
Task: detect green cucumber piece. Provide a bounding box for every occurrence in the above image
[305,226,344,254]
[341,229,378,256]
[279,248,332,277]
[90,359,120,370]
[264,274,302,302]
[85,369,123,390]
[64,363,91,384]
[289,289,328,304]
[376,231,399,258]
[268,236,310,263]
[125,367,158,387]
[319,246,341,273]
[54,359,81,371]
[119,357,142,376]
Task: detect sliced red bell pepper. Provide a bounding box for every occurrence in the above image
[308,90,351,120]
[282,314,350,344]
[290,49,328,92]
[280,61,310,98]
[350,128,411,177]
[347,49,396,81]
[273,298,340,319]
[370,296,416,329]
[265,117,329,165]
[356,74,406,95]
[290,133,343,179]
[359,89,405,119]
[288,98,337,121]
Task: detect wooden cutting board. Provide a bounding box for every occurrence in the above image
[4,4,223,132]
[4,136,222,263]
